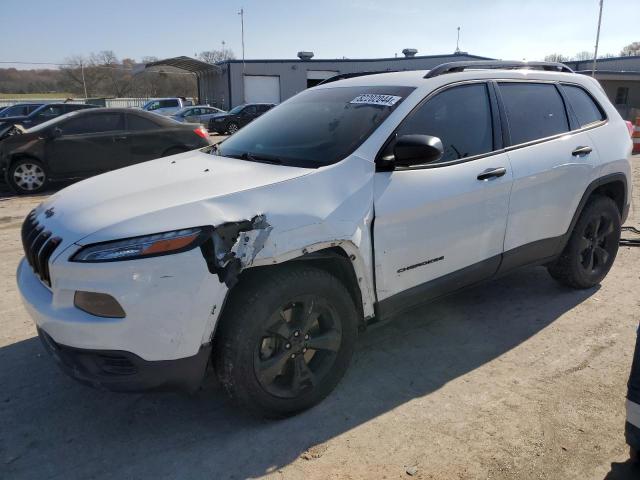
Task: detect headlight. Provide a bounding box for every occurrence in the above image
[71,227,207,262]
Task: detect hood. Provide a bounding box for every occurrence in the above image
[36,149,312,249]
[0,115,28,126]
[0,124,32,143]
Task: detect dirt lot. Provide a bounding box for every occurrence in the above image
[1,158,639,480]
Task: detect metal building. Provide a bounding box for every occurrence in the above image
[145,52,640,120]
[565,55,640,120]
[147,52,490,110]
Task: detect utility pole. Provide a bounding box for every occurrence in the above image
[238,8,245,72]
[592,0,604,77]
[80,61,88,99]
[455,27,461,54]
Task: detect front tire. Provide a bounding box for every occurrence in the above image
[214,264,358,418]
[7,158,48,195]
[547,195,621,289]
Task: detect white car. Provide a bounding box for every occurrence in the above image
[17,61,633,417]
[141,97,193,116]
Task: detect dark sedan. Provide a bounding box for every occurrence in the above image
[0,103,97,140]
[0,103,44,118]
[208,103,275,134]
[0,108,213,194]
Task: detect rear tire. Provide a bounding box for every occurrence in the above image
[7,158,48,195]
[214,264,358,418]
[226,122,239,135]
[547,195,621,289]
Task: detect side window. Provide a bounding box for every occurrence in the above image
[396,83,494,163]
[36,105,64,119]
[160,99,179,108]
[561,84,605,128]
[498,83,569,145]
[244,105,257,115]
[62,113,124,135]
[127,114,159,131]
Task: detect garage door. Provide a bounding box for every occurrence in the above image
[243,76,280,104]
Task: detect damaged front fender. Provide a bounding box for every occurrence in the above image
[200,214,273,287]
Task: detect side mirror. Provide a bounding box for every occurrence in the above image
[50,127,63,139]
[393,134,444,167]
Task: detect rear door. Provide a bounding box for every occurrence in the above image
[126,113,169,163]
[373,82,513,315]
[47,112,128,176]
[497,81,601,268]
[239,105,258,127]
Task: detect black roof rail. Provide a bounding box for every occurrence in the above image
[318,70,397,85]
[424,60,574,78]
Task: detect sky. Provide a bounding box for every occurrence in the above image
[0,0,638,69]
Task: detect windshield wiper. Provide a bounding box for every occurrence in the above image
[225,152,283,165]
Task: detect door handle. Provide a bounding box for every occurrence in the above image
[571,146,592,156]
[477,167,507,181]
[113,135,128,142]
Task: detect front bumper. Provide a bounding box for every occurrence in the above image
[37,327,211,392]
[17,243,228,362]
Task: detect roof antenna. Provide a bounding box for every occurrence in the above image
[455,27,461,54]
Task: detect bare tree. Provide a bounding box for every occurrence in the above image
[60,55,102,97]
[93,50,133,97]
[572,51,592,61]
[544,53,569,63]
[620,41,640,56]
[198,48,235,64]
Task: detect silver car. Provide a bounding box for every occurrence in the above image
[171,105,226,127]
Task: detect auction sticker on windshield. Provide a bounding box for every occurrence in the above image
[350,94,402,107]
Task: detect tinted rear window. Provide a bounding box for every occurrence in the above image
[561,84,605,127]
[63,113,124,135]
[499,83,569,145]
[128,114,160,131]
[217,86,414,168]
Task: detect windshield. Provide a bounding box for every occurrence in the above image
[26,110,79,133]
[217,86,414,168]
[228,105,244,115]
[1,105,33,118]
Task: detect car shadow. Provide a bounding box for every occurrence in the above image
[0,266,598,479]
[604,459,640,479]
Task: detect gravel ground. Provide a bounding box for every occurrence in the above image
[0,157,639,480]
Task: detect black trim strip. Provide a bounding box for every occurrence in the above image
[376,254,501,320]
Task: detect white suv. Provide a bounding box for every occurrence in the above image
[17,61,632,417]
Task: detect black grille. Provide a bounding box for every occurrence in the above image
[21,210,62,287]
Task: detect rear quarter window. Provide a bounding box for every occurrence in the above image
[561,84,605,128]
[498,82,569,145]
[127,114,160,131]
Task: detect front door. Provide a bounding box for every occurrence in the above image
[47,112,128,177]
[373,82,513,317]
